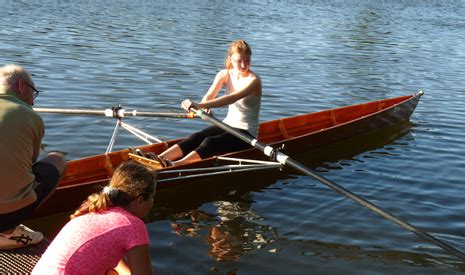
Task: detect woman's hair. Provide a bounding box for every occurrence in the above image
[71,161,157,219]
[225,39,252,69]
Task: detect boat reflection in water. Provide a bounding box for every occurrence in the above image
[170,196,277,262]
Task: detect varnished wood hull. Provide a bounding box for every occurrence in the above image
[33,92,422,217]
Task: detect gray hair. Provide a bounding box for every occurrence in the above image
[0,64,32,88]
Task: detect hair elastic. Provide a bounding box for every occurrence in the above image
[103,185,117,196]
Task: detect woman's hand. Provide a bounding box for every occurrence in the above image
[181,99,213,114]
[181,99,196,111]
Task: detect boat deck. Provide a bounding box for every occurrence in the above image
[0,240,49,274]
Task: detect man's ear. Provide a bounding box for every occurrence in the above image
[17,79,27,95]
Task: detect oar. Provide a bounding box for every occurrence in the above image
[192,108,465,261]
[34,106,197,119]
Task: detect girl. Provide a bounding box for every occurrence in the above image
[32,162,156,275]
[157,39,262,167]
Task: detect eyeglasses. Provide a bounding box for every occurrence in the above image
[231,56,251,64]
[24,82,42,99]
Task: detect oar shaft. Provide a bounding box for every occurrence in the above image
[125,111,195,118]
[34,107,197,119]
[34,107,106,115]
[194,108,465,261]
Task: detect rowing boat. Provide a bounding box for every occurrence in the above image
[33,92,423,217]
[32,91,465,262]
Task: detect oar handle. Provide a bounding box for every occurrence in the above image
[192,107,465,261]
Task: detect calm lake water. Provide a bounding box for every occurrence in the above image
[2,0,465,274]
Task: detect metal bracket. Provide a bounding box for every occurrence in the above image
[105,118,163,153]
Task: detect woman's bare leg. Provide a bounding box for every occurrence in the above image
[172,151,201,166]
[160,144,184,161]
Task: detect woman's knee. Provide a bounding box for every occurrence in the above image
[196,137,222,158]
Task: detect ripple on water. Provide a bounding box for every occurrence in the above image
[2,1,465,273]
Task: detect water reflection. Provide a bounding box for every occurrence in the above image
[171,197,277,262]
[285,121,415,172]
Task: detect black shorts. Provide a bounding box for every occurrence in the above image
[0,161,61,232]
[177,125,253,159]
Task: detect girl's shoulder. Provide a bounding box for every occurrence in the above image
[218,69,229,78]
[248,70,260,81]
[214,69,230,85]
[109,207,142,221]
[223,69,260,81]
[75,207,142,227]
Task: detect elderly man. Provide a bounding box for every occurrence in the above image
[0,64,67,249]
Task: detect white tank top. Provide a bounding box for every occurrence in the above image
[222,92,261,137]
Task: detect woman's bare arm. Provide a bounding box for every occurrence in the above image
[197,75,261,109]
[125,244,153,275]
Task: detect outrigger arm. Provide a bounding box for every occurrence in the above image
[34,105,193,153]
[105,106,164,153]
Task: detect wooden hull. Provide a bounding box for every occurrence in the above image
[33,92,422,217]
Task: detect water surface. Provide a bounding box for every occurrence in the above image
[2,0,465,274]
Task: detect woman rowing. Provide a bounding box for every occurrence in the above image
[156,39,262,167]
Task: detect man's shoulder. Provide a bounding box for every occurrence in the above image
[0,97,43,127]
[1,95,33,111]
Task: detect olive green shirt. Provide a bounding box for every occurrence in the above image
[0,88,44,214]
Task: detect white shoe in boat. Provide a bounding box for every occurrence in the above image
[0,224,44,250]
